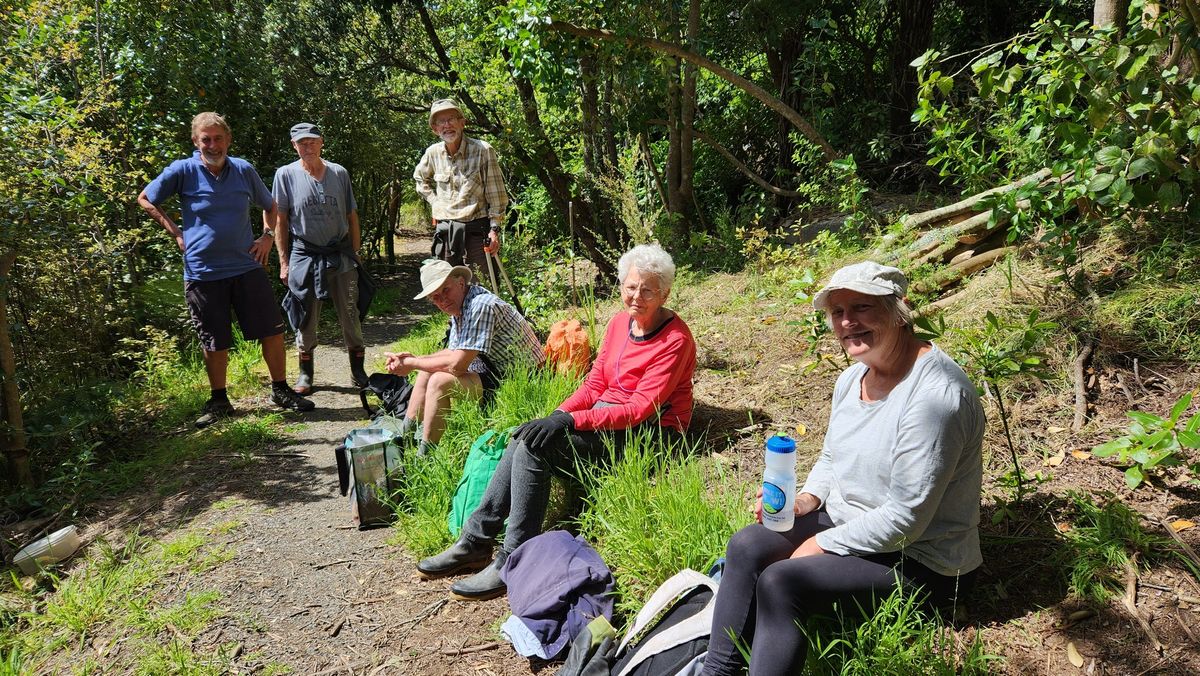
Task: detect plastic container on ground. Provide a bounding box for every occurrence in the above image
[761,435,797,532]
[13,525,82,575]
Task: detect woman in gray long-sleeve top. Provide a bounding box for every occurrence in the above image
[702,261,985,676]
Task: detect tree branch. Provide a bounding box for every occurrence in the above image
[647,119,803,197]
[547,20,839,161]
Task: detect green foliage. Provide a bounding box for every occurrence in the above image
[940,309,1057,501]
[915,2,1200,270]
[1094,284,1200,360]
[576,432,749,617]
[803,583,995,675]
[0,528,230,667]
[1055,491,1180,603]
[1092,390,1200,490]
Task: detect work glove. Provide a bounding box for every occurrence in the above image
[513,410,574,448]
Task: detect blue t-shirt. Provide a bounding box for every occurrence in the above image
[143,151,274,282]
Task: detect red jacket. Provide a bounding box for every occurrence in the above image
[559,311,696,432]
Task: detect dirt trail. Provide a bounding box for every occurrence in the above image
[149,240,530,674]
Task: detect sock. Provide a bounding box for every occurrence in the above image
[211,388,229,401]
[417,440,435,457]
[397,417,415,435]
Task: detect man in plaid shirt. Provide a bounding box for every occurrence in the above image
[385,260,543,456]
[414,98,508,280]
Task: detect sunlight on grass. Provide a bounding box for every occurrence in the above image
[577,430,750,616]
[803,583,997,675]
[0,528,233,671]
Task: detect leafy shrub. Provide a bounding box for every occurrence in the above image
[914,2,1200,270]
[1092,390,1200,489]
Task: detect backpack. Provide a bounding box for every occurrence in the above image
[360,373,413,419]
[544,319,591,376]
[334,415,406,530]
[448,428,512,536]
[610,569,719,676]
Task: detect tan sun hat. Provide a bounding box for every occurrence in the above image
[414,259,472,300]
[812,261,908,311]
[428,98,464,127]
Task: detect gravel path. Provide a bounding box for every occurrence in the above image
[163,241,531,674]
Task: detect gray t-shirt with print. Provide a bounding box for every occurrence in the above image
[272,159,358,269]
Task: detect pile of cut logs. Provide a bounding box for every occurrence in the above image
[881,169,1070,301]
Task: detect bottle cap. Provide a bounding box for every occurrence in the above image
[766,435,796,453]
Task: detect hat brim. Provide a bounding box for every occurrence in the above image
[413,265,472,300]
[812,282,901,310]
[291,132,322,141]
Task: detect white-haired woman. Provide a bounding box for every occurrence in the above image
[703,261,985,676]
[417,243,698,601]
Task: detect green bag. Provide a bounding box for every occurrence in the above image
[448,427,513,536]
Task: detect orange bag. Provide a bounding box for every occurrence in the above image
[544,319,591,376]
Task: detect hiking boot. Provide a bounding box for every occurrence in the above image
[195,398,235,429]
[450,552,508,601]
[349,349,368,389]
[416,537,494,579]
[294,351,314,395]
[271,385,315,412]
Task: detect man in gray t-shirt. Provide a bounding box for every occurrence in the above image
[271,122,367,394]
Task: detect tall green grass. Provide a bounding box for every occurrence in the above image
[803,584,996,675]
[0,527,233,671]
[1056,491,1183,603]
[388,356,581,556]
[576,431,750,616]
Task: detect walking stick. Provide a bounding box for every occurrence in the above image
[489,251,524,316]
[483,247,501,293]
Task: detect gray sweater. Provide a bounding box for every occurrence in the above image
[801,344,985,577]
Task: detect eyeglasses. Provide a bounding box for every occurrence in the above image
[432,116,462,129]
[622,284,661,299]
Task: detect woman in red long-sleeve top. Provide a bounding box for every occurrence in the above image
[415,243,697,602]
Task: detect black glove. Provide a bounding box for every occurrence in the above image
[513,410,574,448]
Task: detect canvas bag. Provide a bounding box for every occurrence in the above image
[448,427,512,536]
[335,415,406,530]
[610,568,719,676]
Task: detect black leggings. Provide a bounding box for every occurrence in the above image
[702,512,974,676]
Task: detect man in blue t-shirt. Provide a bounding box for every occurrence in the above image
[137,112,315,428]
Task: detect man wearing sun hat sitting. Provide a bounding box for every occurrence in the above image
[385,259,543,456]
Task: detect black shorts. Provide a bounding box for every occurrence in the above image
[478,366,501,408]
[184,268,285,352]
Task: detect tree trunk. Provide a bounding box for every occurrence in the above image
[548,19,838,161]
[888,0,938,157]
[0,250,33,487]
[1094,0,1131,29]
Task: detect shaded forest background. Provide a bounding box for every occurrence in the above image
[6,0,1200,492]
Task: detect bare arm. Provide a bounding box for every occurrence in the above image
[385,348,478,377]
[137,189,184,252]
[348,210,361,254]
[273,209,291,282]
[249,202,277,266]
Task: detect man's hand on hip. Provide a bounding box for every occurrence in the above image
[249,235,273,266]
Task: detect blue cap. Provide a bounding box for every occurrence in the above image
[766,435,796,453]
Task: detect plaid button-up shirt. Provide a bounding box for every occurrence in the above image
[450,285,544,376]
[414,135,508,224]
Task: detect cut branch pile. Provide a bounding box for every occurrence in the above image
[886,169,1069,296]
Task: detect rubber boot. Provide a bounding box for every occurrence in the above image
[294,350,314,395]
[350,348,368,389]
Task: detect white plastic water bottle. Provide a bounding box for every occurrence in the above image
[761,435,797,532]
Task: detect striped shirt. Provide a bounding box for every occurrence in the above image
[413,136,508,223]
[450,285,543,376]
